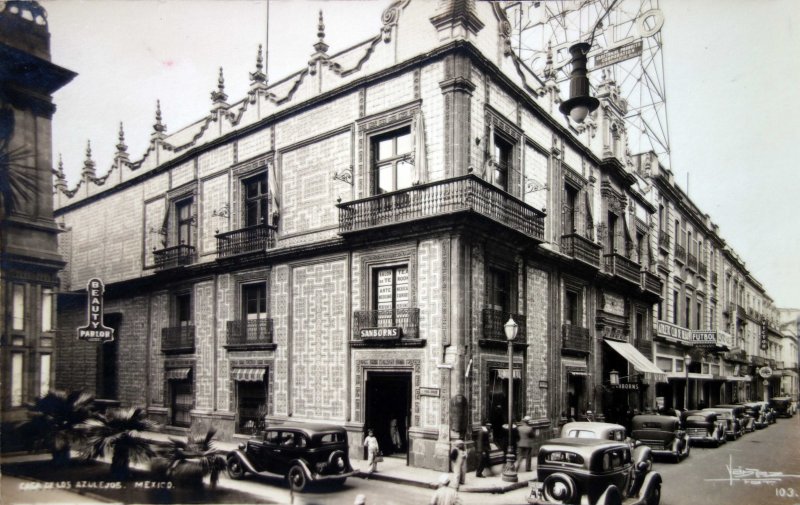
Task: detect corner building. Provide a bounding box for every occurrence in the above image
[54,1,667,470]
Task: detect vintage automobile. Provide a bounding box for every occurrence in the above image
[560,422,628,442]
[683,411,725,447]
[629,415,690,462]
[527,438,662,505]
[743,402,769,429]
[226,423,355,492]
[702,407,743,440]
[769,396,795,418]
[715,404,754,433]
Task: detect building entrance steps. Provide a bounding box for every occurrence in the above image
[355,453,534,493]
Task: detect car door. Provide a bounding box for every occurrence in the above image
[267,430,299,475]
[250,430,281,473]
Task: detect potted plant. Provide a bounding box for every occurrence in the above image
[164,428,226,489]
[80,407,158,479]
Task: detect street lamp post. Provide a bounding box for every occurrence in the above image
[684,354,692,410]
[502,316,519,483]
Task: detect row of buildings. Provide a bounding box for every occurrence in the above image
[2,0,797,470]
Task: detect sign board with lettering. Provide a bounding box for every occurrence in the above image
[690,331,717,348]
[77,278,115,343]
[594,40,644,68]
[419,387,440,397]
[657,321,691,344]
[359,327,402,340]
[612,383,640,390]
[760,319,768,351]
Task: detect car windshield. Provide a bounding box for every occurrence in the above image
[544,451,584,465]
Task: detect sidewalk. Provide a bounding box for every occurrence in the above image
[139,431,533,494]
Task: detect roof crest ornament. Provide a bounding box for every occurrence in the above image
[211,67,228,104]
[116,122,128,153]
[153,100,166,134]
[250,44,267,85]
[82,140,96,179]
[314,10,328,54]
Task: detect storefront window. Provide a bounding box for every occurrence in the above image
[236,380,267,434]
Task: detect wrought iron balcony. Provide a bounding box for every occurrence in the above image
[153,244,195,271]
[658,231,670,250]
[562,324,592,354]
[687,253,698,271]
[603,253,641,285]
[698,262,708,278]
[711,271,718,285]
[481,308,527,346]
[561,233,602,268]
[674,243,686,263]
[216,224,276,259]
[351,308,421,344]
[161,325,195,353]
[337,175,545,241]
[641,271,662,296]
[226,318,274,348]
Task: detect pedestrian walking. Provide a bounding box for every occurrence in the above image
[449,439,467,489]
[430,474,461,505]
[475,420,493,478]
[363,429,380,476]
[390,417,402,450]
[515,415,535,472]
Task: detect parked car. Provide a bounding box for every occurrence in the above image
[683,411,725,447]
[743,402,769,429]
[702,407,743,440]
[225,423,355,492]
[560,421,652,469]
[629,415,689,463]
[715,404,754,433]
[769,396,795,418]
[527,438,662,505]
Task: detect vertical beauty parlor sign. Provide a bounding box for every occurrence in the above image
[77,278,115,342]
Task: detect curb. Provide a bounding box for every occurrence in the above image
[353,470,529,493]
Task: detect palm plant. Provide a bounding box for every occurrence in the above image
[80,407,158,479]
[163,428,227,489]
[17,390,95,465]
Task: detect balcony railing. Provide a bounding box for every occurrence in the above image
[687,253,698,271]
[641,271,662,296]
[153,244,195,271]
[711,271,718,285]
[226,318,274,346]
[352,308,420,341]
[658,231,670,250]
[216,224,276,258]
[603,253,641,285]
[674,243,686,263]
[161,325,195,353]
[481,308,526,344]
[562,324,592,354]
[560,233,602,268]
[337,175,546,241]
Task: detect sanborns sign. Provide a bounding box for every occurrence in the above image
[77,278,115,343]
[359,327,402,340]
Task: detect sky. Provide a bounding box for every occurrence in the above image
[39,0,799,308]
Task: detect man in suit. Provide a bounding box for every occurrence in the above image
[475,421,493,478]
[515,415,535,472]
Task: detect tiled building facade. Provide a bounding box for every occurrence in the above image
[0,2,74,423]
[51,0,789,471]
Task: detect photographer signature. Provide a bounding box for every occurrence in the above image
[704,455,800,486]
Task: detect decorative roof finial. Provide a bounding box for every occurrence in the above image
[543,40,555,80]
[153,100,166,133]
[116,121,128,153]
[256,44,263,73]
[54,153,65,179]
[211,67,229,104]
[82,140,96,178]
[313,10,329,54]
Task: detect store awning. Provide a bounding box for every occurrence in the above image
[232,367,266,382]
[605,340,668,383]
[165,367,192,380]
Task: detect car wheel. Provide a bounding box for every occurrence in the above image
[647,482,662,505]
[287,465,307,492]
[542,473,577,504]
[227,457,246,480]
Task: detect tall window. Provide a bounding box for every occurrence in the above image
[176,199,193,246]
[40,354,51,395]
[487,268,511,313]
[12,283,24,331]
[658,204,664,232]
[672,290,679,325]
[373,265,409,326]
[242,283,268,339]
[565,290,579,325]
[11,352,23,407]
[696,301,702,329]
[237,380,267,434]
[635,312,645,345]
[674,220,680,247]
[175,293,192,328]
[41,288,53,332]
[685,295,692,329]
[636,231,645,264]
[243,174,268,227]
[710,302,716,328]
[658,281,664,321]
[373,127,413,194]
[492,134,512,191]
[563,184,578,235]
[171,380,193,427]
[607,213,618,253]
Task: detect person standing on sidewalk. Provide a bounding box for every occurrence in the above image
[363,429,380,476]
[390,418,402,451]
[430,474,461,505]
[449,439,467,489]
[515,415,535,472]
[475,421,493,478]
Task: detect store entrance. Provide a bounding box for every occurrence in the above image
[365,371,411,459]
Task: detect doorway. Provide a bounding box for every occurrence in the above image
[365,371,411,460]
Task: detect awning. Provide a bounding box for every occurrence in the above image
[605,340,668,383]
[165,367,192,380]
[725,375,752,382]
[232,367,266,382]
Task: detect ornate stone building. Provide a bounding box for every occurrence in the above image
[0,1,75,423]
[52,0,684,470]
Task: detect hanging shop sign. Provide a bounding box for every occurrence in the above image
[657,321,691,344]
[77,278,115,343]
[594,40,643,68]
[758,367,773,379]
[690,331,717,348]
[611,382,640,390]
[359,327,402,340]
[760,319,768,351]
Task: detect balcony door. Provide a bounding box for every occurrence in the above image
[372,127,413,195]
[176,199,193,246]
[242,283,268,340]
[243,174,268,227]
[373,266,409,328]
